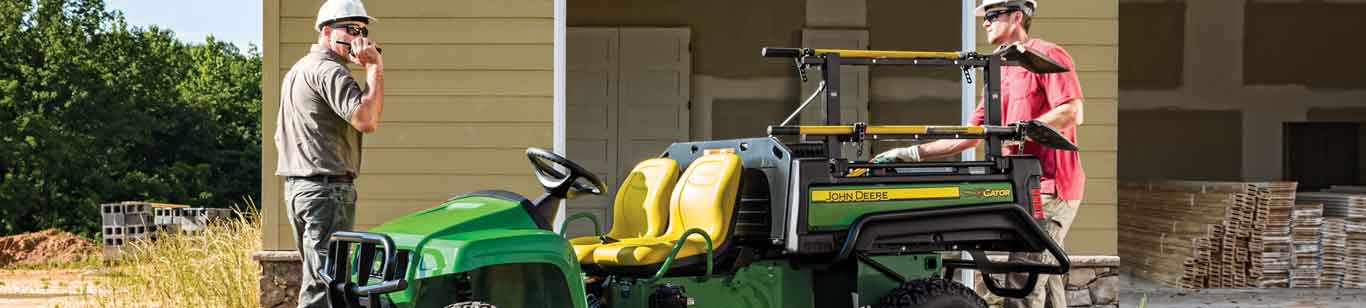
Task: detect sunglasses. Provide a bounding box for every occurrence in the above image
[331,23,369,37]
[984,8,1019,23]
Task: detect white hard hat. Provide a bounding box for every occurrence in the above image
[315,0,377,32]
[975,0,1037,17]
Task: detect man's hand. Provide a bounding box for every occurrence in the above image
[346,37,385,134]
[1007,120,1037,148]
[1009,119,1080,151]
[348,37,382,67]
[872,146,921,163]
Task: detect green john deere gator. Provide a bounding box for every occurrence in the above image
[320,43,1078,308]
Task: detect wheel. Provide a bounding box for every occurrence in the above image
[444,302,497,308]
[878,278,988,308]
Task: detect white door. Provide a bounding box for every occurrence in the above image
[800,29,870,160]
[566,27,691,238]
[617,28,691,180]
[566,28,619,237]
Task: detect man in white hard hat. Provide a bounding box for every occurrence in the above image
[874,1,1085,307]
[274,0,383,306]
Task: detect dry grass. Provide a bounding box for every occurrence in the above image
[88,206,262,308]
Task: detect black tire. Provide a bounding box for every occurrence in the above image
[878,278,988,308]
[444,302,497,308]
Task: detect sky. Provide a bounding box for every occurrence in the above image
[105,0,263,50]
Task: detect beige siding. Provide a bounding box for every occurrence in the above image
[261,0,282,251]
[280,0,550,18]
[261,0,553,250]
[279,44,552,70]
[976,0,1120,255]
[1087,99,1117,125]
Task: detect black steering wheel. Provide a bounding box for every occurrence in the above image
[525,148,608,199]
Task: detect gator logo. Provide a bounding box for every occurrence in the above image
[446,302,497,308]
[981,189,1011,198]
[961,188,1012,199]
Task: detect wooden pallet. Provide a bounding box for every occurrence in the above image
[1297,192,1366,289]
[1121,180,1297,288]
[1322,218,1347,288]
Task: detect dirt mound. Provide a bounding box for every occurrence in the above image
[0,229,96,268]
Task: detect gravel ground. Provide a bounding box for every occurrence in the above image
[0,268,100,308]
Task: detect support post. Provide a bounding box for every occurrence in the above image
[823,53,843,158]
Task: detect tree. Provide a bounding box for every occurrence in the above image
[0,0,261,237]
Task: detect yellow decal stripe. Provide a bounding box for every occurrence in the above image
[812,187,961,203]
[811,49,961,59]
[799,126,857,135]
[864,125,988,135]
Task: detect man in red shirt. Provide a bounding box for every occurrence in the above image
[873,1,1084,307]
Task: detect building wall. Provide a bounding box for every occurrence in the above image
[1119,0,1366,183]
[572,0,1118,255]
[866,0,968,154]
[569,0,806,141]
[261,0,554,250]
[974,0,1120,256]
[260,0,1120,254]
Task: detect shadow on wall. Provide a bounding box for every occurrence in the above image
[711,99,795,140]
[1118,108,1243,182]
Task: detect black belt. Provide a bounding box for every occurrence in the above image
[288,174,354,183]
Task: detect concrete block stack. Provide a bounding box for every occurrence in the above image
[176,207,233,233]
[100,202,155,260]
[100,201,231,260]
[153,207,183,233]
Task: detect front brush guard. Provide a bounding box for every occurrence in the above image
[320,231,410,308]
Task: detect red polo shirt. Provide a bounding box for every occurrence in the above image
[971,39,1086,201]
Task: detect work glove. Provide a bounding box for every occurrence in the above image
[871,146,921,164]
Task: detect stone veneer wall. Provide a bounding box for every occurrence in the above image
[973,255,1121,308]
[253,251,302,308]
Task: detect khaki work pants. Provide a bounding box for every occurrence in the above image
[284,178,357,308]
[1003,194,1081,308]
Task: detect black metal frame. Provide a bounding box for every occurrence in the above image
[320,231,410,308]
[765,48,1011,161]
[758,48,1071,298]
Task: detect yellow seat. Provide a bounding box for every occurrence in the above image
[592,153,741,268]
[568,158,679,264]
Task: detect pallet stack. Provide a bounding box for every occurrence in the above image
[1289,202,1323,288]
[1321,217,1347,288]
[1257,182,1299,288]
[1120,180,1297,288]
[1299,191,1366,288]
[1328,186,1366,194]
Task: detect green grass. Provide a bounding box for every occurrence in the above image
[89,204,262,308]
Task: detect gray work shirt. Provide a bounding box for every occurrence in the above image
[274,45,364,178]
